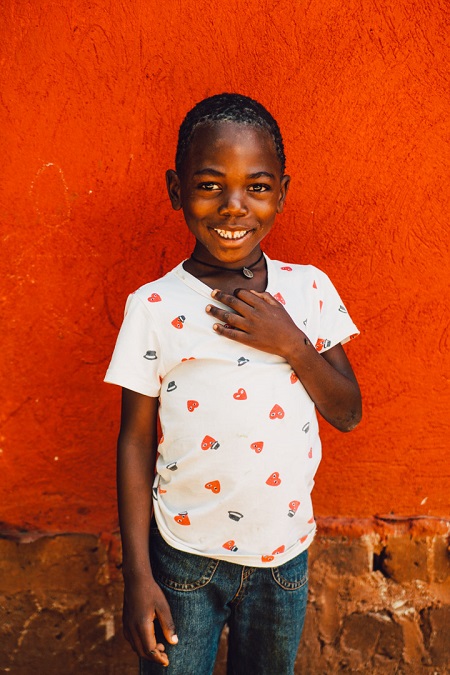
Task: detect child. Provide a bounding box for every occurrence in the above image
[105,93,361,675]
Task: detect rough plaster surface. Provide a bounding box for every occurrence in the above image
[0,0,449,533]
[1,523,449,674]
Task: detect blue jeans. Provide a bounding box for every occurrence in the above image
[139,525,308,675]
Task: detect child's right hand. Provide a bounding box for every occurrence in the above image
[122,573,178,666]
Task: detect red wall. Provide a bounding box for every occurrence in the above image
[1,0,448,533]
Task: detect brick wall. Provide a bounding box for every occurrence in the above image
[2,520,449,674]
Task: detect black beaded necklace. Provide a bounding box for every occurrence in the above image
[190,251,265,279]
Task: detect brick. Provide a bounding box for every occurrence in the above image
[421,606,450,667]
[310,535,373,576]
[431,536,450,583]
[340,611,403,663]
[398,612,428,666]
[341,612,379,656]
[378,536,429,582]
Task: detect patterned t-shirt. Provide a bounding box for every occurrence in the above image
[105,255,359,567]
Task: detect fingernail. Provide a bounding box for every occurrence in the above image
[211,289,218,298]
[205,304,211,312]
[213,324,219,331]
[172,634,179,644]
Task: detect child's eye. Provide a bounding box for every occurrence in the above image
[248,183,271,193]
[197,182,221,191]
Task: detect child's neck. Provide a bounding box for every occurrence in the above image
[183,253,268,294]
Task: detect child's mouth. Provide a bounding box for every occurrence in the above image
[214,228,249,240]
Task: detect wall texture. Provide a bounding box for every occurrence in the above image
[1,523,450,673]
[1,0,449,671]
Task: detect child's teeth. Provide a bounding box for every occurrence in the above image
[215,229,247,240]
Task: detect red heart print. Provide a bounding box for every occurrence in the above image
[205,480,221,493]
[158,486,167,494]
[274,292,286,305]
[272,545,285,555]
[187,400,199,412]
[281,266,292,271]
[148,293,161,302]
[290,372,298,384]
[313,280,317,289]
[308,448,313,458]
[233,388,247,400]
[299,535,308,544]
[223,540,238,551]
[261,555,274,563]
[319,300,323,311]
[308,517,315,524]
[266,472,281,486]
[269,404,284,420]
[174,512,190,526]
[172,316,185,329]
[251,441,264,454]
[288,500,300,517]
[181,357,196,362]
[201,435,219,450]
[315,338,325,351]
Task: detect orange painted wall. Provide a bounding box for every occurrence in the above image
[1,0,448,533]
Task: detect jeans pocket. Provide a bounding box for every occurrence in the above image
[271,548,309,590]
[150,528,220,592]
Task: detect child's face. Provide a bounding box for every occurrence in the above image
[167,121,290,263]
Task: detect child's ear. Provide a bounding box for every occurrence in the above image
[277,175,291,213]
[166,170,182,210]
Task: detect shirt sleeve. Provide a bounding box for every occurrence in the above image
[314,270,359,353]
[104,292,164,396]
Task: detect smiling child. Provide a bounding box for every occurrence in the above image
[105,93,361,674]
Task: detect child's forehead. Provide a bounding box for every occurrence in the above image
[191,120,271,147]
[186,121,280,168]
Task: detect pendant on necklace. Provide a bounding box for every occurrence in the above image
[242,267,254,278]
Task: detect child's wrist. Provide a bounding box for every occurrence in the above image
[281,330,315,369]
[279,328,309,360]
[121,559,154,581]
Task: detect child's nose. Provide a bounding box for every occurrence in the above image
[218,190,248,216]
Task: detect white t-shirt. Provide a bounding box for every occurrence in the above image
[105,255,359,567]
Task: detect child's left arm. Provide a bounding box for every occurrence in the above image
[206,288,361,432]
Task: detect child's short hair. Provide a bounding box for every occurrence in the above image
[175,93,286,176]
